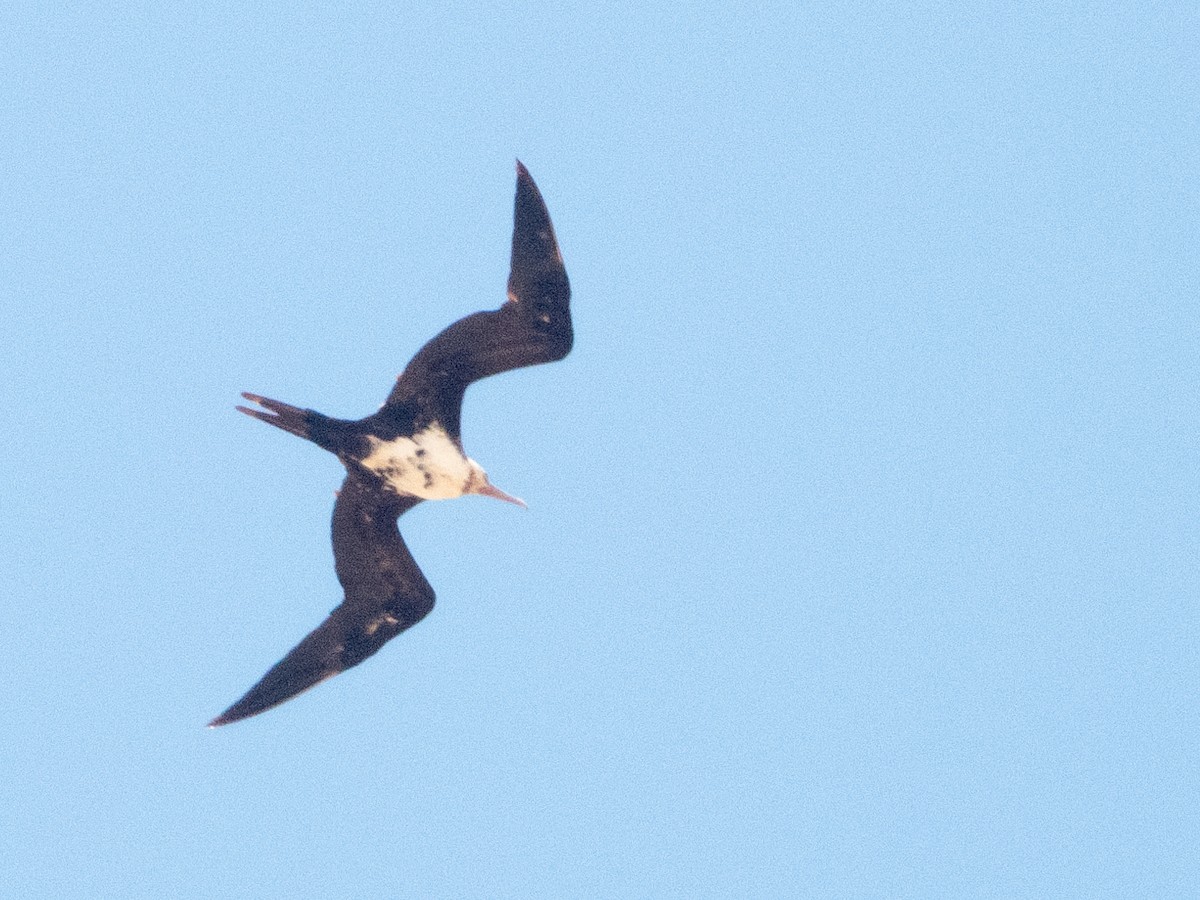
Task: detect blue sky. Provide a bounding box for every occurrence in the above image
[2,2,1196,897]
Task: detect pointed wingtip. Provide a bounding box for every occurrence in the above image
[207,706,247,728]
[515,159,530,180]
[206,689,284,728]
[204,704,262,729]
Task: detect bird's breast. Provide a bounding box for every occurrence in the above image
[358,425,473,499]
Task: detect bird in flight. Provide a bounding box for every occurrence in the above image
[209,162,572,726]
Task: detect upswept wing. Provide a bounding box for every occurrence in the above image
[383,161,572,437]
[209,476,434,726]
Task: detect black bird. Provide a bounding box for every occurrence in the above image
[209,162,571,726]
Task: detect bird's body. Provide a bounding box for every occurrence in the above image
[358,424,479,500]
[209,162,571,726]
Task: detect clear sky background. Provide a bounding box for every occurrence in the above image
[2,2,1196,897]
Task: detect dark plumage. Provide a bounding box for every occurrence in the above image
[209,163,571,726]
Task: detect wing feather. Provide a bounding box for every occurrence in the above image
[208,476,434,726]
[383,162,571,436]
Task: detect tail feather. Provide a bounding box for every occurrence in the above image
[236,392,314,440]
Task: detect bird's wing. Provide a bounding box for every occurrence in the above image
[209,475,435,726]
[383,161,572,439]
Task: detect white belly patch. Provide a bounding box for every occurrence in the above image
[359,424,474,500]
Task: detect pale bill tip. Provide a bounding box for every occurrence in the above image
[476,482,527,508]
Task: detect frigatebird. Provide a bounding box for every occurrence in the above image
[209,162,571,726]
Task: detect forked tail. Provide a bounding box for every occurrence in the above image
[237,392,349,455]
[236,392,317,440]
